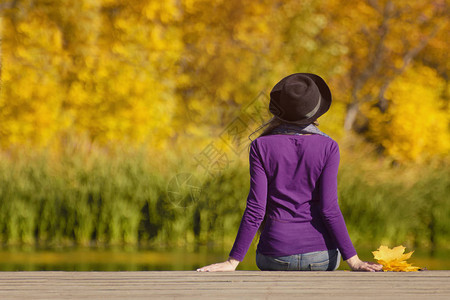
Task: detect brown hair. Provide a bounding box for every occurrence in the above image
[248,117,282,141]
[247,116,319,145]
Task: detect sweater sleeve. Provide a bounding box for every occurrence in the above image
[229,140,268,261]
[318,142,357,260]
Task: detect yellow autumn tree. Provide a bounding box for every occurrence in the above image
[366,64,449,162]
[319,0,449,161]
[0,0,448,163]
[0,1,66,148]
[174,0,276,141]
[0,0,183,151]
[336,0,447,131]
[54,0,183,149]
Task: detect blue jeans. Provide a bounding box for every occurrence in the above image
[256,249,341,271]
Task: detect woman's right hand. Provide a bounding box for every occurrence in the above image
[345,255,383,272]
[196,257,240,272]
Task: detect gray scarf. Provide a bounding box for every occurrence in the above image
[268,123,330,138]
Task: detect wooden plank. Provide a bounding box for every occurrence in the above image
[0,271,448,299]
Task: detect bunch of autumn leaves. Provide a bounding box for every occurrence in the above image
[372,245,420,272]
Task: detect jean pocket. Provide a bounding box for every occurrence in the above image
[268,257,290,271]
[257,254,290,271]
[308,259,330,271]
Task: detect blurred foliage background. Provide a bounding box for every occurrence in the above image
[0,0,449,255]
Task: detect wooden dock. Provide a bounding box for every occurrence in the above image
[0,271,449,299]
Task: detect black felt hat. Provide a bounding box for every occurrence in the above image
[269,73,332,124]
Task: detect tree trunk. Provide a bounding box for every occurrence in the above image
[344,102,359,131]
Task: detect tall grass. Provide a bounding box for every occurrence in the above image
[338,163,450,251]
[0,145,448,253]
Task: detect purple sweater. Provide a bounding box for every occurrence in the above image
[229,134,357,261]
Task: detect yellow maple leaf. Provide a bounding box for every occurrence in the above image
[372,245,420,272]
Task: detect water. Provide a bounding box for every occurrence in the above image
[0,247,449,271]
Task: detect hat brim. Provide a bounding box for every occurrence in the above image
[269,73,332,125]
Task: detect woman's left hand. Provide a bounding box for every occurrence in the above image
[196,257,240,272]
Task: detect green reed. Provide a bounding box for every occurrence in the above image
[0,147,448,252]
[338,160,450,251]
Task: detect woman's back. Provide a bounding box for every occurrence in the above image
[256,134,337,221]
[229,134,356,261]
[256,134,340,256]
